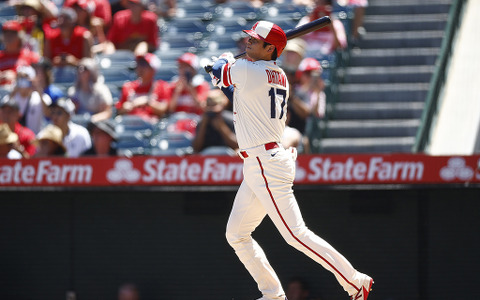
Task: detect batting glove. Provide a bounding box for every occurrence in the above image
[219,52,235,64]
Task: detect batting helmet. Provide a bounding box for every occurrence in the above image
[243,21,287,57]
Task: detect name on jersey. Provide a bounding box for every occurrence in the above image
[265,70,287,88]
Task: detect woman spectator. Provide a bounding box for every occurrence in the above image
[33,124,66,157]
[44,7,93,67]
[68,58,113,122]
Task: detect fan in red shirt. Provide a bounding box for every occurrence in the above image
[116,53,171,123]
[44,7,93,67]
[0,21,40,87]
[107,0,159,53]
[169,52,210,116]
[64,0,112,28]
[0,96,36,158]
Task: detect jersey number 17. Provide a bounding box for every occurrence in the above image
[269,87,287,119]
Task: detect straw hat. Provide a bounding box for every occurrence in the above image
[36,124,66,152]
[0,124,19,145]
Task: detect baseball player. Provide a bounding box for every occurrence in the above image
[208,21,373,300]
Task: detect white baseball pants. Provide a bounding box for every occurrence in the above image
[226,145,364,299]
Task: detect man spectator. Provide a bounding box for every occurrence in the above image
[9,65,50,134]
[107,0,159,53]
[115,53,170,123]
[0,95,36,158]
[169,52,210,115]
[82,119,117,156]
[49,97,91,157]
[192,88,237,154]
[0,123,22,159]
[0,20,40,87]
[33,124,66,157]
[44,7,93,67]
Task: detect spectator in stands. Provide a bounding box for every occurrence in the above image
[68,57,113,122]
[32,57,64,104]
[49,97,92,157]
[281,38,307,71]
[64,0,112,28]
[13,0,59,55]
[0,123,22,159]
[44,7,93,67]
[33,123,66,157]
[9,65,50,134]
[348,0,368,46]
[285,277,313,300]
[169,52,209,115]
[295,58,326,121]
[82,119,117,156]
[192,88,237,154]
[107,0,159,53]
[0,95,36,158]
[115,53,171,123]
[118,283,140,300]
[297,0,347,57]
[0,20,40,88]
[147,0,177,19]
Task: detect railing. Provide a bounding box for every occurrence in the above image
[413,0,467,153]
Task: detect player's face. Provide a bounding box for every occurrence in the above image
[245,36,274,61]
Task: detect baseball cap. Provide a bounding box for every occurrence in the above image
[16,65,36,80]
[177,52,199,70]
[0,95,19,110]
[243,21,287,56]
[89,119,117,140]
[2,20,22,32]
[298,58,322,73]
[50,97,76,116]
[136,53,161,71]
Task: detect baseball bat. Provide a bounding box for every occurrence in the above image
[204,16,331,73]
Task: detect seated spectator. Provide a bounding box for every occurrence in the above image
[295,57,326,120]
[192,88,237,154]
[64,0,112,29]
[115,53,170,123]
[9,65,50,134]
[32,57,64,104]
[33,123,66,157]
[297,0,347,57]
[281,38,307,71]
[82,119,117,156]
[0,20,40,88]
[0,95,36,158]
[169,53,209,115]
[44,7,93,67]
[49,97,92,157]
[68,57,113,122]
[107,0,159,53]
[147,0,177,19]
[0,123,22,159]
[12,0,59,55]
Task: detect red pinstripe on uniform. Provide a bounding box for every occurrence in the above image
[222,63,232,86]
[255,157,360,294]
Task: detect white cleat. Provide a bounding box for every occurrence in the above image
[350,275,374,300]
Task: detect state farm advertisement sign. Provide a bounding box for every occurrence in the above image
[0,154,479,187]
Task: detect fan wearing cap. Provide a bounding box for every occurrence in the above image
[0,123,22,159]
[208,21,373,300]
[107,0,159,53]
[49,97,92,157]
[0,95,37,158]
[82,119,117,156]
[33,124,66,157]
[169,52,210,115]
[295,57,326,120]
[0,20,40,87]
[44,7,94,67]
[115,53,171,122]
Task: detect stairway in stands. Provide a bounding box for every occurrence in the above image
[320,0,452,153]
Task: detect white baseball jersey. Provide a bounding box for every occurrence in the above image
[220,58,289,150]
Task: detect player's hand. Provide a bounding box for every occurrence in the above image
[219,52,235,64]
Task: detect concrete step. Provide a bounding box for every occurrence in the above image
[344,65,435,84]
[326,119,420,138]
[367,1,451,15]
[320,136,416,153]
[357,30,445,49]
[338,83,430,102]
[349,48,440,67]
[333,101,425,120]
[364,13,449,32]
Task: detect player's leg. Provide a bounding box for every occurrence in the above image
[226,180,286,300]
[245,151,368,297]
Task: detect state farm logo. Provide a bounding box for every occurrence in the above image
[440,157,474,181]
[107,159,141,183]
